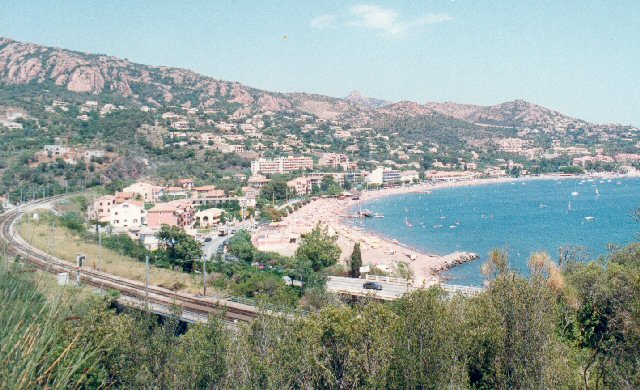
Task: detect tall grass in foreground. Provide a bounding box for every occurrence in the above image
[0,255,102,389]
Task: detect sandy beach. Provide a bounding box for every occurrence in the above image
[254,173,638,286]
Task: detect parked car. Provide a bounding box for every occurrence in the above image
[363,281,383,290]
[204,237,212,243]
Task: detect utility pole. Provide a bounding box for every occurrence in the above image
[145,255,150,309]
[202,255,207,296]
[97,225,102,271]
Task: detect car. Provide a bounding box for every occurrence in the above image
[230,229,237,234]
[363,281,383,290]
[204,237,212,242]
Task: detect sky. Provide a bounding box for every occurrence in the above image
[1,0,639,125]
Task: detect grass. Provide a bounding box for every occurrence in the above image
[18,212,206,294]
[0,256,101,389]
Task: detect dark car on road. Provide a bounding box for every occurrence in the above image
[204,237,212,242]
[363,281,383,290]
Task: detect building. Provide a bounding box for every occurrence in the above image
[194,208,224,228]
[177,178,195,190]
[250,156,314,174]
[89,195,115,223]
[109,201,146,229]
[305,172,345,188]
[287,177,310,196]
[318,153,350,170]
[247,174,271,188]
[171,120,190,130]
[122,182,163,203]
[615,153,640,163]
[147,200,194,229]
[114,192,136,204]
[43,145,70,156]
[366,167,401,185]
[399,170,419,183]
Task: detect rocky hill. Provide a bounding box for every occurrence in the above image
[345,90,392,109]
[423,99,587,128]
[0,36,594,129]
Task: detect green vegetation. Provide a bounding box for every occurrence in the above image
[2,242,640,388]
[349,242,362,278]
[155,225,203,272]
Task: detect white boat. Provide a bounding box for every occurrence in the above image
[539,204,547,208]
[584,216,595,221]
[433,224,442,229]
[405,217,413,228]
[439,216,446,219]
[449,225,457,229]
[571,191,579,196]
[568,201,572,211]
[595,188,599,195]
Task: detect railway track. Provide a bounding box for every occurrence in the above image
[0,195,263,323]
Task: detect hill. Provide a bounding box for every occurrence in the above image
[0,36,596,130]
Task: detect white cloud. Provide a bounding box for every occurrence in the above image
[310,14,338,29]
[347,4,451,36]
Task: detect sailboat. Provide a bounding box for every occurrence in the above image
[405,217,413,228]
[568,201,572,212]
[595,188,600,196]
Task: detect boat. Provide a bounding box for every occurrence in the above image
[539,204,547,208]
[568,201,572,211]
[439,216,446,219]
[571,191,579,196]
[584,216,595,221]
[433,224,442,228]
[449,225,457,229]
[356,209,374,218]
[405,217,413,228]
[595,188,600,195]
[372,212,385,218]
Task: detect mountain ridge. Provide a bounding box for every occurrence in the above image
[0,36,599,128]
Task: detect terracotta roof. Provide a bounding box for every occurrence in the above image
[204,190,225,197]
[148,203,177,212]
[194,185,217,191]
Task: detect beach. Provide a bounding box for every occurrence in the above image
[254,173,639,285]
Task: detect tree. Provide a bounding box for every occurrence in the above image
[295,224,341,272]
[155,225,203,272]
[227,230,255,263]
[260,178,289,202]
[349,243,362,278]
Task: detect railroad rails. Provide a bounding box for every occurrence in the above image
[0,195,262,323]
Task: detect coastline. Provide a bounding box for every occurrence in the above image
[256,172,639,286]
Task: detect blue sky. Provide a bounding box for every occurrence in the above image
[1,1,639,125]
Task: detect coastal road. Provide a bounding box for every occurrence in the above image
[327,276,485,299]
[326,276,416,300]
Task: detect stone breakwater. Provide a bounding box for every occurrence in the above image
[430,252,480,273]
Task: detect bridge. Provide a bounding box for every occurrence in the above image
[326,275,484,300]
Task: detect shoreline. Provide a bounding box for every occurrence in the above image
[256,172,639,286]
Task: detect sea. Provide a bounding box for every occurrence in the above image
[351,178,640,286]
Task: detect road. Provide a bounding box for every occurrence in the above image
[201,221,253,259]
[326,276,415,300]
[327,276,485,299]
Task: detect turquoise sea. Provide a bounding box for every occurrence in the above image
[351,178,640,286]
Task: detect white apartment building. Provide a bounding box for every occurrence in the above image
[109,202,146,229]
[251,156,314,174]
